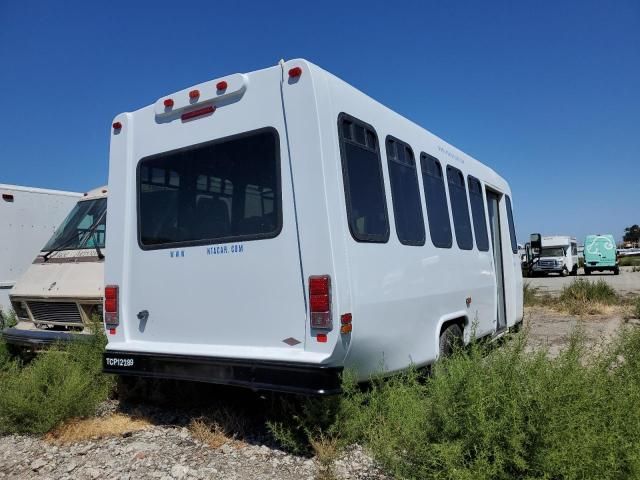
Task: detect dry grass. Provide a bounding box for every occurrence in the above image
[188,418,232,449]
[188,407,248,449]
[46,413,151,444]
[310,434,339,480]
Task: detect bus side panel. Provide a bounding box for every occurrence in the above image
[322,76,496,379]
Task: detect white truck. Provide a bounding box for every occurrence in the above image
[529,235,578,276]
[0,184,81,322]
[4,187,107,347]
[102,59,523,394]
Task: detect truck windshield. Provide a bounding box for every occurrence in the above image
[42,198,107,251]
[540,247,565,257]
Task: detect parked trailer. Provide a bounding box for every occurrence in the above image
[4,187,107,347]
[0,184,81,320]
[103,59,523,394]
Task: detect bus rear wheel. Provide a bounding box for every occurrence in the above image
[439,324,463,358]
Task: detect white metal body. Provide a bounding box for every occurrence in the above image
[0,184,81,314]
[106,59,523,381]
[532,235,578,275]
[9,187,107,331]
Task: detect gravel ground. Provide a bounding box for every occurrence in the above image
[0,414,387,480]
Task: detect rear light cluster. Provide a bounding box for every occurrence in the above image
[340,313,352,334]
[104,285,119,328]
[309,275,331,330]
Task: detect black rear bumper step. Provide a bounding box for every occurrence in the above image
[103,351,343,396]
[1,327,92,347]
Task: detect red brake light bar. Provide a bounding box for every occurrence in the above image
[181,105,215,122]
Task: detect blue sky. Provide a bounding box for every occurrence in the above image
[1,0,638,243]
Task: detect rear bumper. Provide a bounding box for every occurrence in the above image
[103,350,343,396]
[1,327,92,347]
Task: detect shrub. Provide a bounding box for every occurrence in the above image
[619,257,640,267]
[558,279,618,314]
[523,282,539,306]
[336,329,640,480]
[0,309,17,329]
[0,328,114,434]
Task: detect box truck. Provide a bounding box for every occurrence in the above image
[0,184,81,322]
[4,187,107,346]
[102,59,522,394]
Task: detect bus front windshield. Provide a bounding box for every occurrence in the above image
[540,247,565,258]
[42,198,107,252]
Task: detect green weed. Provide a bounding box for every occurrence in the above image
[0,327,113,434]
[270,328,640,479]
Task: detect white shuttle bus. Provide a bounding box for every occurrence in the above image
[5,187,107,347]
[529,235,578,277]
[103,59,522,394]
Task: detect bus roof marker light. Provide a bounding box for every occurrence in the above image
[216,81,228,91]
[163,98,174,108]
[288,67,302,78]
[112,122,122,131]
[189,89,200,99]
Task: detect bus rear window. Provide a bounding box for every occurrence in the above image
[137,128,281,249]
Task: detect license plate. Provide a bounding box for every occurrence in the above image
[104,356,135,368]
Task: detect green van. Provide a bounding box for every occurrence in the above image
[583,234,619,275]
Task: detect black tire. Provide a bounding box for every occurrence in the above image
[560,268,568,277]
[570,266,578,276]
[614,267,620,275]
[439,324,463,358]
[584,268,591,276]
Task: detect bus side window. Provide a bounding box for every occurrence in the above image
[420,153,452,248]
[338,114,389,243]
[446,165,473,250]
[385,136,425,246]
[467,175,490,252]
[505,195,518,254]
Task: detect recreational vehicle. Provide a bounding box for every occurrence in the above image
[529,235,578,276]
[103,59,523,394]
[4,187,107,347]
[0,184,81,320]
[583,234,619,275]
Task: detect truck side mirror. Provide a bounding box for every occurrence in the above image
[530,233,542,251]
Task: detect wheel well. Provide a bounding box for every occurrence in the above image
[440,317,466,337]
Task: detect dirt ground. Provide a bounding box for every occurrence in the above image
[524,267,640,356]
[525,266,640,295]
